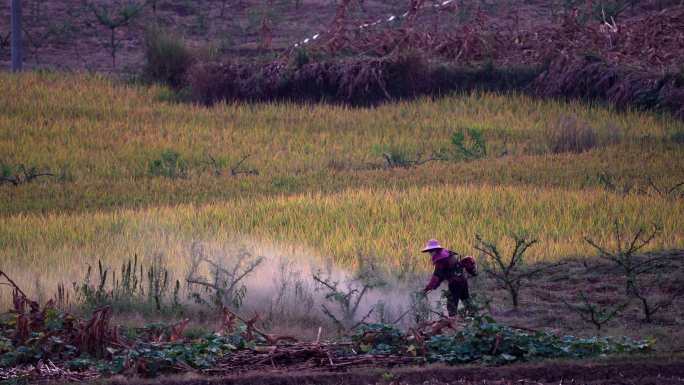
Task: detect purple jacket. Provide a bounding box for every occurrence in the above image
[424,249,465,291]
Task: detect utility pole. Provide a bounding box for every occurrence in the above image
[11,0,23,72]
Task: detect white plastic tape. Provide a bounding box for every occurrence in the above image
[292,0,456,48]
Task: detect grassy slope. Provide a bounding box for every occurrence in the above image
[1,72,683,299]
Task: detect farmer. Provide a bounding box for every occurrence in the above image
[421,239,478,317]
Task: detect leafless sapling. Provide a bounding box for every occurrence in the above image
[313,262,386,331]
[475,233,564,310]
[585,221,661,295]
[264,257,315,324]
[585,220,682,323]
[562,291,629,331]
[89,1,144,68]
[186,242,264,310]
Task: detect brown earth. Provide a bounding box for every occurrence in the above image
[95,356,684,385]
[0,0,410,73]
[1,0,682,74]
[421,250,684,355]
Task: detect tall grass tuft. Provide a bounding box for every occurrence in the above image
[548,115,598,154]
[72,255,181,315]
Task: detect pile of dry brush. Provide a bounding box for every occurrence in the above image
[179,3,684,117]
[306,1,684,69]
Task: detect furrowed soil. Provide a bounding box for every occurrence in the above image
[98,356,684,385]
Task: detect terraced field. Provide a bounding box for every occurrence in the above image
[1,72,684,300]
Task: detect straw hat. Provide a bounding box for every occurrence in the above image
[421,239,443,252]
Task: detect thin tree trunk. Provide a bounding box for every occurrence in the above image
[508,283,519,309]
[11,0,23,71]
[639,296,653,323]
[110,28,116,69]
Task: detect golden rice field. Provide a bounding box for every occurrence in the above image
[1,72,683,302]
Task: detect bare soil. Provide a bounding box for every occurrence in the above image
[468,250,684,353]
[96,356,684,385]
[0,0,408,73]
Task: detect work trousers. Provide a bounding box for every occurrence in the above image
[446,276,470,316]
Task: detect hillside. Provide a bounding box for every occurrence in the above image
[1,3,684,382]
[1,1,682,72]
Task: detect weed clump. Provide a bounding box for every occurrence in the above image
[148,149,188,179]
[425,314,650,364]
[450,128,487,160]
[373,144,414,169]
[70,255,181,315]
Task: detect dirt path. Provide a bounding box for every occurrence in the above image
[100,356,684,385]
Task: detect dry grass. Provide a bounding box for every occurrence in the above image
[1,72,683,306]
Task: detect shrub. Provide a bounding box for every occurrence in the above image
[548,115,598,154]
[186,61,242,104]
[383,52,429,98]
[143,27,194,88]
[1,162,12,179]
[148,149,188,179]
